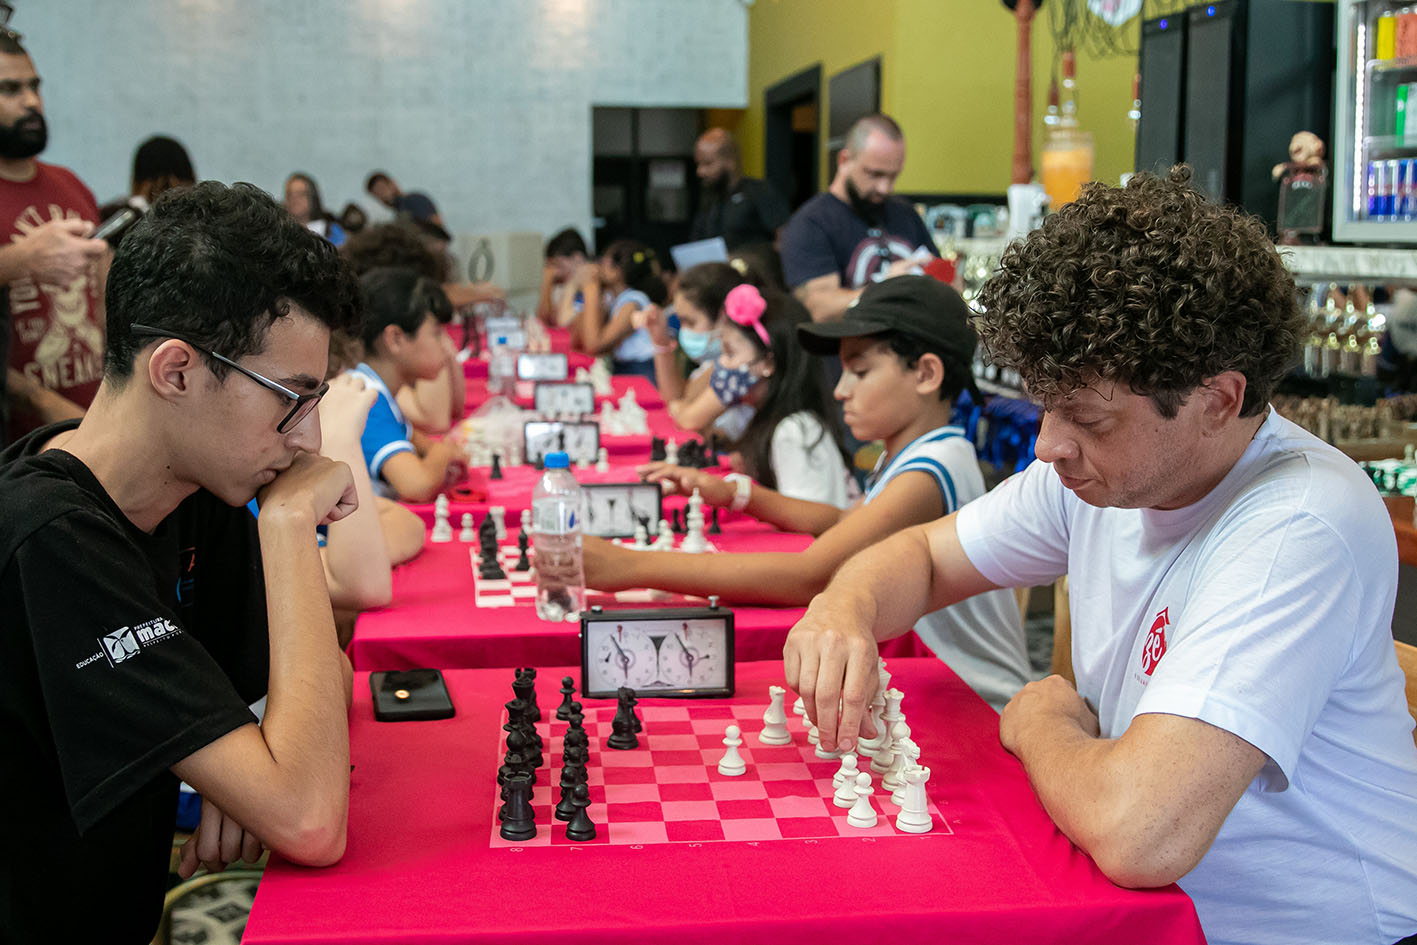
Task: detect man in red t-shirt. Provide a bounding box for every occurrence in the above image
[0,32,108,440]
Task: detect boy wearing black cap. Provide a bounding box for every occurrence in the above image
[582,276,1029,710]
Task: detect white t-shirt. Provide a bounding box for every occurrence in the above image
[955,410,1417,945]
[868,425,1028,711]
[769,411,856,509]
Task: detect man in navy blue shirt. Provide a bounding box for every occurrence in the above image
[366,170,443,228]
[779,113,937,323]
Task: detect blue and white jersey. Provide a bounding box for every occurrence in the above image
[609,288,654,364]
[865,424,971,513]
[350,363,414,498]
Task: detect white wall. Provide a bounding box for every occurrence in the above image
[20,0,747,244]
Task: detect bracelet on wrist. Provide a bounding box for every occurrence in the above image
[724,473,752,512]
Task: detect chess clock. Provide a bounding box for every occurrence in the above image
[580,605,735,698]
[523,420,600,465]
[582,482,662,538]
[517,352,569,382]
[534,381,596,416]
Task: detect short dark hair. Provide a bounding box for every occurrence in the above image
[343,222,443,280]
[365,172,392,193]
[0,33,27,57]
[357,266,452,352]
[132,136,195,197]
[545,227,589,260]
[977,166,1301,419]
[104,181,361,382]
[870,331,972,403]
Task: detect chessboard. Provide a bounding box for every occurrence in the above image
[470,542,689,609]
[489,697,951,847]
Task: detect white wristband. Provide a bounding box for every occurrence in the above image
[724,473,752,512]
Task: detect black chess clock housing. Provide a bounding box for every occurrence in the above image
[580,605,735,699]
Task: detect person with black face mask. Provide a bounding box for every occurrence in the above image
[0,31,108,444]
[779,113,937,325]
[687,128,790,257]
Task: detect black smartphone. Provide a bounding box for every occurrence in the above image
[369,668,455,722]
[91,206,141,244]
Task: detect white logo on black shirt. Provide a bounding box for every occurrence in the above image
[88,618,183,668]
[102,627,139,662]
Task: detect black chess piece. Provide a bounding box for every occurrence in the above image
[671,508,685,534]
[504,721,543,771]
[620,687,642,733]
[708,506,722,535]
[554,744,588,821]
[490,451,504,480]
[513,529,531,571]
[606,687,640,749]
[480,555,507,581]
[707,434,720,466]
[512,668,541,723]
[499,772,536,841]
[563,783,596,841]
[563,702,588,750]
[497,751,529,786]
[555,676,576,720]
[650,436,666,462]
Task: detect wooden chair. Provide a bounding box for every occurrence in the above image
[1397,641,1417,750]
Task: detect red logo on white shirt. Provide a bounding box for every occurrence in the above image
[1141,608,1169,675]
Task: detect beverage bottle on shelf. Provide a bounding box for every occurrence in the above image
[1397,6,1417,58]
[1378,8,1398,61]
[531,451,585,622]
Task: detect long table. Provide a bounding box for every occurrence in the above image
[242,659,1206,945]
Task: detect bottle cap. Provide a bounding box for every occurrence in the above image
[544,451,570,468]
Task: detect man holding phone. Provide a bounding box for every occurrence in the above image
[0,30,109,441]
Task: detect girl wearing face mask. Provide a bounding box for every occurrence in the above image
[650,261,758,436]
[705,285,856,507]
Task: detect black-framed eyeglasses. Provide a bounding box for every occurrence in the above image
[130,323,328,434]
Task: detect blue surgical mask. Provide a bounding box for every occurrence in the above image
[679,328,720,363]
[710,361,762,406]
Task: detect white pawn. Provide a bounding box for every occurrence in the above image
[845,771,877,828]
[883,721,913,792]
[430,499,453,543]
[653,518,675,549]
[490,506,507,541]
[520,508,531,534]
[665,437,678,465]
[814,734,841,760]
[434,493,450,517]
[717,724,746,776]
[805,718,820,746]
[832,753,860,791]
[891,737,922,806]
[632,521,650,549]
[895,765,933,834]
[595,446,610,473]
[458,513,476,542]
[792,695,806,716]
[758,685,791,745]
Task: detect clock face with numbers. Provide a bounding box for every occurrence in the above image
[581,607,735,698]
[534,381,596,416]
[582,482,662,538]
[524,420,600,464]
[518,352,569,382]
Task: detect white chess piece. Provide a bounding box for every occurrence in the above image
[520,509,532,533]
[632,522,650,549]
[814,737,841,760]
[653,519,675,550]
[490,506,507,541]
[595,446,610,473]
[430,498,453,543]
[805,719,820,746]
[894,765,933,834]
[458,513,476,542]
[832,753,860,792]
[845,771,877,828]
[679,488,709,554]
[717,724,747,776]
[665,437,678,465]
[891,738,922,806]
[758,685,791,745]
[792,695,806,717]
[857,695,887,759]
[872,689,905,773]
[883,722,913,792]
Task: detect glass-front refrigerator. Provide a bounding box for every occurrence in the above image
[1335,0,1417,242]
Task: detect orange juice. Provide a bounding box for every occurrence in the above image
[1041,130,1094,209]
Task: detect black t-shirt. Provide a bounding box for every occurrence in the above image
[0,420,269,944]
[688,176,791,251]
[779,192,936,289]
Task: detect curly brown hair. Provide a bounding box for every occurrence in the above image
[976,166,1301,418]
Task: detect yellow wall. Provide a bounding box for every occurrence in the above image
[739,0,1140,197]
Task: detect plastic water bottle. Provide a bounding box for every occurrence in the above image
[531,452,585,622]
[488,333,520,396]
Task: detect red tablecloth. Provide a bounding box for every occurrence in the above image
[348,519,895,670]
[464,373,665,411]
[243,659,1205,945]
[457,326,595,380]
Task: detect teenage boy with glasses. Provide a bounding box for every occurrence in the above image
[0,181,362,944]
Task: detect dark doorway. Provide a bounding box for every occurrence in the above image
[591,107,700,258]
[765,65,822,210]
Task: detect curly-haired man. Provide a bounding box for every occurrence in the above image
[0,182,363,943]
[783,168,1417,945]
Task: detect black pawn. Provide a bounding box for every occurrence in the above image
[708,506,722,535]
[555,676,576,720]
[499,772,536,841]
[490,451,504,480]
[563,783,596,841]
[514,529,531,571]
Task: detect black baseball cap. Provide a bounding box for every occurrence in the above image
[797,274,977,369]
